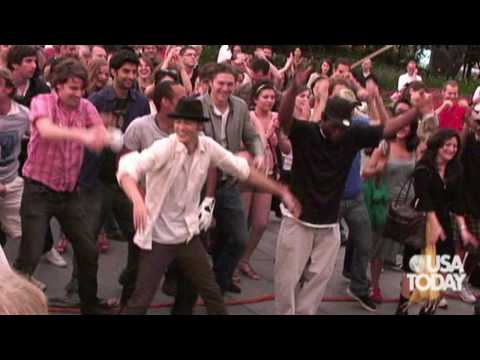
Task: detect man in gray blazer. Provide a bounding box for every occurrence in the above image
[198,63,264,293]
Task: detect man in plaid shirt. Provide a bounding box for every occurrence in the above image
[14,58,112,315]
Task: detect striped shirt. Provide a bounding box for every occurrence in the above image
[22,93,103,192]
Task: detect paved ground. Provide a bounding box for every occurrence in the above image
[3,216,477,315]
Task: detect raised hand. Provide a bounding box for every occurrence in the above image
[313,77,329,102]
[293,65,313,88]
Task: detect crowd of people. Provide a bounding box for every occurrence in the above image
[0,44,479,315]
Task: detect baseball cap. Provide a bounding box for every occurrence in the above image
[324,93,361,128]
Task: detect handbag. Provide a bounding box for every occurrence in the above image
[383,167,429,250]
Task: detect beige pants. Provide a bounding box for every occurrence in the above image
[274,217,341,315]
[0,176,24,240]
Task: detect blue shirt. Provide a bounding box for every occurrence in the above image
[343,116,371,200]
[78,86,150,188]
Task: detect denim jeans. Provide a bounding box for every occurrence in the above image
[14,180,99,311]
[66,183,138,305]
[339,193,372,297]
[211,183,248,290]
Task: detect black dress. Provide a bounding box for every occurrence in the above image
[402,162,465,273]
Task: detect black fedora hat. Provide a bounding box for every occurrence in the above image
[168,97,210,123]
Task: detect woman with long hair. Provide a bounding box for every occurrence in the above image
[395,129,478,315]
[362,100,419,304]
[86,58,109,96]
[138,56,154,94]
[238,80,291,280]
[294,85,313,121]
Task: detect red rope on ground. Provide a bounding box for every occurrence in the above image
[47,293,470,314]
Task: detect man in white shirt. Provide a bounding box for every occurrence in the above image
[217,45,232,64]
[117,97,301,314]
[398,60,423,92]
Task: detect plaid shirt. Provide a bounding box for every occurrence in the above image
[22,93,103,192]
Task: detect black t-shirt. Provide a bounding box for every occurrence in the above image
[288,118,383,225]
[462,133,480,218]
[414,162,464,239]
[98,97,129,185]
[354,70,379,88]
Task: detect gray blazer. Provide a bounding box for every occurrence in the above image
[198,93,264,158]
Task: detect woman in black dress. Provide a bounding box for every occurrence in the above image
[396,129,479,315]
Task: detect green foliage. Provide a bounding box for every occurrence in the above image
[201,45,480,96]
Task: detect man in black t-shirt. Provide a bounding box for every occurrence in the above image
[274,67,433,315]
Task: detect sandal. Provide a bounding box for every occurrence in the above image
[239,261,260,280]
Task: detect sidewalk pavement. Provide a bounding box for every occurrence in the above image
[3,216,477,315]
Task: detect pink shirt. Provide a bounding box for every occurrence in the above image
[22,93,103,192]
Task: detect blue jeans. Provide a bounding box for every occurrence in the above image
[212,184,248,289]
[340,194,372,297]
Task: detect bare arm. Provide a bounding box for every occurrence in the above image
[119,175,148,232]
[383,107,421,138]
[205,166,218,197]
[278,67,313,135]
[277,131,291,155]
[310,78,329,123]
[246,167,301,218]
[362,147,387,179]
[366,80,389,125]
[177,65,193,95]
[455,215,479,247]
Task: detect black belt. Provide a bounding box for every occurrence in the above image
[25,178,78,194]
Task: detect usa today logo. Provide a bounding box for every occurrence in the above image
[407,255,466,292]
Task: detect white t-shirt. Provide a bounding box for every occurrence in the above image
[217,45,232,63]
[473,86,480,103]
[398,73,422,91]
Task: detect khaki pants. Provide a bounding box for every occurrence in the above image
[274,217,341,315]
[0,176,24,240]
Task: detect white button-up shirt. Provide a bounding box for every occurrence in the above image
[117,133,250,250]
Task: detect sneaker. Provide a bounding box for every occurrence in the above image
[29,276,47,291]
[371,288,384,304]
[438,298,448,309]
[56,235,69,254]
[347,288,377,312]
[474,300,480,315]
[44,248,67,267]
[395,303,409,316]
[459,283,477,304]
[221,283,242,295]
